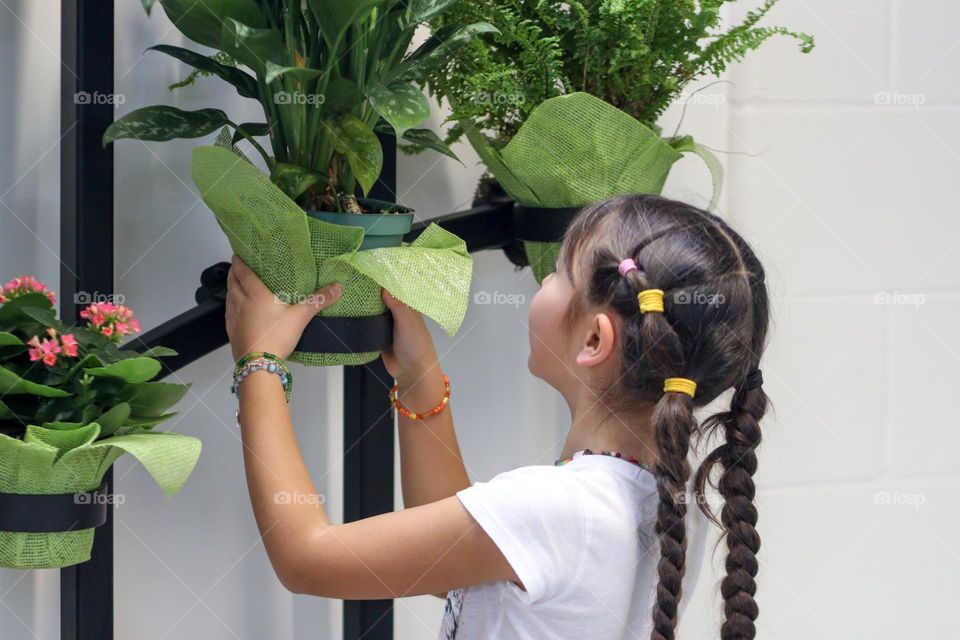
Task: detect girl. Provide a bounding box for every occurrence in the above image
[224,193,770,640]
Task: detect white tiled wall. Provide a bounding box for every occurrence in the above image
[0,1,956,639]
[678,1,960,637]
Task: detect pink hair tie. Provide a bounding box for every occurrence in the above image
[618,258,638,277]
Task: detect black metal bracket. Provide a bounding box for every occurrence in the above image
[511,204,581,242]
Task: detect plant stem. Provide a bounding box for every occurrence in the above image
[231,122,273,166]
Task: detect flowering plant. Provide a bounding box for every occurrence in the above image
[0,275,201,568]
[0,276,188,439]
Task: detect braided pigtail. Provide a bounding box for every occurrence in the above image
[694,371,767,639]
[620,267,700,640]
[692,212,771,640]
[649,385,698,640]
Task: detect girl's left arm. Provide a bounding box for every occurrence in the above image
[225,254,520,599]
[238,370,521,599]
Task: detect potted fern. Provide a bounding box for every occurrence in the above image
[418,0,815,283]
[103,0,489,365]
[0,276,200,569]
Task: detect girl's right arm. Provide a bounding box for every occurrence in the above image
[381,289,471,509]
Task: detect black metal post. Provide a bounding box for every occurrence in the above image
[59,1,115,639]
[342,133,398,640]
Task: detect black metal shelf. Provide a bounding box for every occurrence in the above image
[57,2,520,637]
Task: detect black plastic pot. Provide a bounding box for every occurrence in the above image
[294,312,393,354]
[0,480,109,533]
[296,197,412,354]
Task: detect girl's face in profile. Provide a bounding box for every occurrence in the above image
[527,254,578,392]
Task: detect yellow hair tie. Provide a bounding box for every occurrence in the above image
[663,377,697,398]
[637,288,665,313]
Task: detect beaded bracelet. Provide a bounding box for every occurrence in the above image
[231,352,292,403]
[389,373,450,420]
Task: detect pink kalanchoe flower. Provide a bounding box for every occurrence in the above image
[60,333,79,357]
[27,335,61,366]
[1,275,56,305]
[81,300,140,341]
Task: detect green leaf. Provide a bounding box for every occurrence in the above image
[0,292,53,322]
[102,106,230,146]
[20,305,59,328]
[0,366,70,397]
[330,114,382,197]
[86,357,162,384]
[231,122,270,144]
[264,61,324,85]
[148,45,259,99]
[393,22,498,83]
[367,82,429,138]
[270,162,325,201]
[405,0,457,25]
[92,402,132,437]
[141,0,159,15]
[307,0,386,50]
[320,78,363,115]
[32,397,81,423]
[118,381,191,417]
[374,120,459,161]
[39,420,85,431]
[81,404,100,424]
[137,346,179,359]
[122,412,178,431]
[400,129,459,161]
[0,331,23,347]
[219,18,282,75]
[156,0,265,49]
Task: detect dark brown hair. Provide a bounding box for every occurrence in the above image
[556,193,771,640]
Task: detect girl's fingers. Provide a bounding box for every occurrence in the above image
[231,254,269,297]
[227,265,245,296]
[382,289,412,323]
[382,289,413,316]
[300,283,343,316]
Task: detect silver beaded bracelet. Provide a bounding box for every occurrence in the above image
[231,357,291,428]
[231,357,291,399]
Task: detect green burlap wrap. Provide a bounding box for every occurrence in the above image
[191,146,473,367]
[463,92,723,283]
[0,423,201,568]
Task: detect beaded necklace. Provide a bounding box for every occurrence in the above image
[554,448,654,472]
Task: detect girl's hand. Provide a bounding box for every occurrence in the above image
[226,254,343,362]
[380,288,439,386]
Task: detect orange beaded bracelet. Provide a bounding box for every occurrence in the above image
[389,373,451,420]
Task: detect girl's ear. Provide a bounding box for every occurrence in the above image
[575,312,617,369]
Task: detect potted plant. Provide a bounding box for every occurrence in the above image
[417,0,815,283]
[0,276,200,569]
[102,0,490,365]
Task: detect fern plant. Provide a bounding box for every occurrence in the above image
[423,0,814,147]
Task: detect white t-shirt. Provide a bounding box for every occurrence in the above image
[437,453,710,640]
